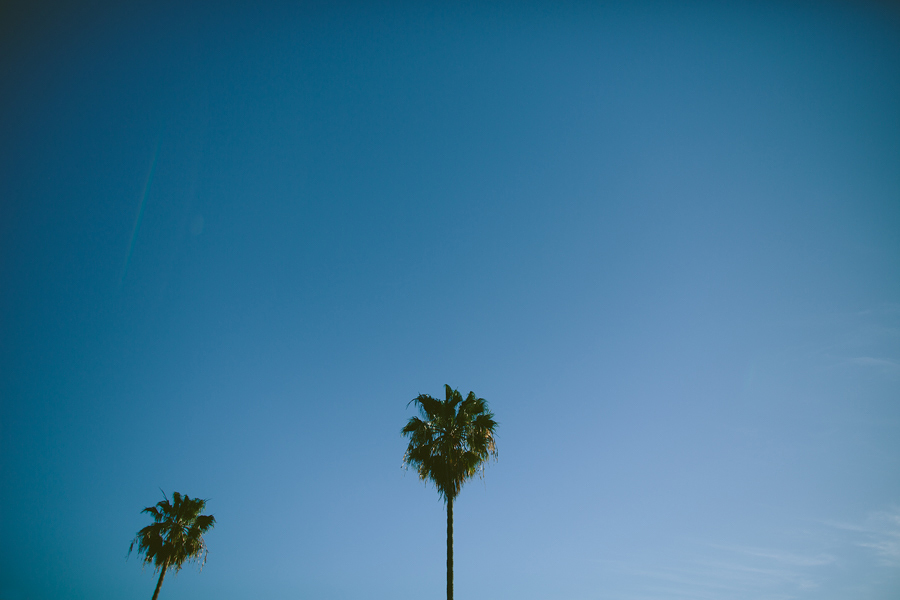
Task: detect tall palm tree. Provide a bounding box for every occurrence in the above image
[402,385,498,600]
[128,491,216,600]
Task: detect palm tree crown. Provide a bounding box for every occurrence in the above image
[402,385,498,500]
[402,385,498,600]
[129,491,215,600]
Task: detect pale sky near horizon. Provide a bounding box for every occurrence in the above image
[1,1,899,599]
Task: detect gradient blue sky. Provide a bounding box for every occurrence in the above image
[1,1,899,599]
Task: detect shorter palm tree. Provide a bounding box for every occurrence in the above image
[129,491,216,600]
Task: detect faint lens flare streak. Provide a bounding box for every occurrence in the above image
[121,141,160,285]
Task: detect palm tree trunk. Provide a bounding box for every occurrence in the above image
[151,563,168,600]
[447,496,453,600]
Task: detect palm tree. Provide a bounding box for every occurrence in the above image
[128,491,216,600]
[402,385,498,600]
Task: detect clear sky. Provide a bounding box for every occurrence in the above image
[1,1,899,599]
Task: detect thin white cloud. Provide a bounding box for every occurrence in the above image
[594,508,900,600]
[825,506,900,567]
[857,540,900,566]
[595,544,831,600]
[797,305,900,378]
[709,544,836,567]
[821,519,868,533]
[848,356,900,370]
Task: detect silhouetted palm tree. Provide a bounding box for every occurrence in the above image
[129,491,216,600]
[402,385,498,600]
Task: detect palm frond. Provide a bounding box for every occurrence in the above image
[128,491,215,574]
[402,385,498,503]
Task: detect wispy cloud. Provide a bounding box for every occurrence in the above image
[821,519,868,533]
[596,507,900,600]
[828,507,900,567]
[596,543,833,600]
[857,539,900,566]
[847,356,900,374]
[788,304,900,380]
[708,545,836,567]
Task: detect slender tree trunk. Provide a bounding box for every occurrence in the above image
[447,496,453,600]
[151,563,168,600]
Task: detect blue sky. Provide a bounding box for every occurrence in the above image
[1,1,899,599]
